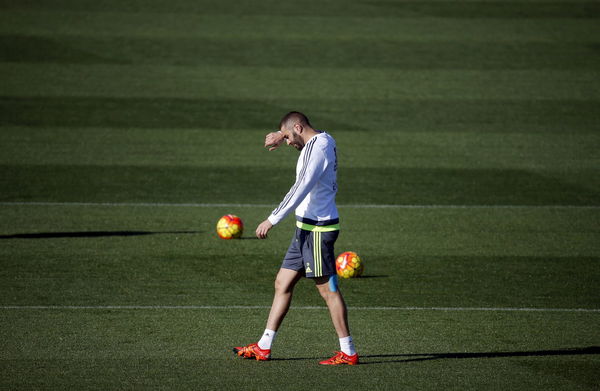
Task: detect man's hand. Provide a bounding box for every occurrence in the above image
[265,131,285,151]
[256,219,273,239]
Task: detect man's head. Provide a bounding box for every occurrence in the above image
[278,111,315,151]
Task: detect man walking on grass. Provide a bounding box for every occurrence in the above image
[233,111,359,365]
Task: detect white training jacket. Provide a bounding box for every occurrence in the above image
[268,132,339,228]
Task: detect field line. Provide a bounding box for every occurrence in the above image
[1,305,599,312]
[1,201,599,209]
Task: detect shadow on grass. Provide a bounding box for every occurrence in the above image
[270,357,321,362]
[268,346,600,364]
[0,230,200,239]
[360,346,600,365]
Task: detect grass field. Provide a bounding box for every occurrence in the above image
[1,0,599,389]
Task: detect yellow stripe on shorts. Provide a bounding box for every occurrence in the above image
[313,231,322,277]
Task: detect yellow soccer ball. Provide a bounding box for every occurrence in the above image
[216,214,243,239]
[335,251,364,278]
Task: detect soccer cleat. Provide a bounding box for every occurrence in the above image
[319,351,359,366]
[233,342,271,361]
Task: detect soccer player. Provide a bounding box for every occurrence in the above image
[233,111,359,366]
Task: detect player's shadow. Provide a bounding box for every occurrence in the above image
[359,346,600,365]
[270,346,600,364]
[0,230,200,239]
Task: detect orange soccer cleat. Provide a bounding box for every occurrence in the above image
[319,351,359,366]
[233,343,271,361]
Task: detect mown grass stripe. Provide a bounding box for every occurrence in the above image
[1,202,599,209]
[1,305,598,312]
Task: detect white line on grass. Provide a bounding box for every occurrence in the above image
[1,202,599,209]
[1,305,599,312]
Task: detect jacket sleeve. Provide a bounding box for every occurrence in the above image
[267,145,327,225]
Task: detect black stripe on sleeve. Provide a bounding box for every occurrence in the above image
[272,137,318,216]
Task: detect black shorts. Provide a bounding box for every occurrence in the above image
[281,228,339,278]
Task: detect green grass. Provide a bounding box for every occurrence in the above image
[1,0,599,389]
[1,309,599,390]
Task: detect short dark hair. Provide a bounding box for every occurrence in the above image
[279,111,312,130]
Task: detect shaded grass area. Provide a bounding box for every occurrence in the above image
[3,64,599,102]
[3,247,599,308]
[1,164,598,205]
[2,96,599,132]
[1,0,599,18]
[2,35,600,69]
[1,127,598,173]
[2,13,599,45]
[1,205,598,309]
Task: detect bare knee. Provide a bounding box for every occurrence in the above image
[274,271,299,295]
[274,278,289,294]
[316,282,340,303]
[314,275,335,294]
[316,285,329,300]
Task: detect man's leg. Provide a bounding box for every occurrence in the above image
[314,276,350,338]
[315,276,359,365]
[233,268,301,360]
[266,268,303,331]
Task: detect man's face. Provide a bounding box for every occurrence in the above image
[280,124,304,151]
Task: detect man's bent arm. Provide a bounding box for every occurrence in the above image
[267,147,327,226]
[265,131,285,151]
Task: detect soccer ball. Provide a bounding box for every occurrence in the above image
[336,251,364,278]
[216,214,244,239]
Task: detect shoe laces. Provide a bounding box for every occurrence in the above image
[240,344,256,356]
[330,352,348,364]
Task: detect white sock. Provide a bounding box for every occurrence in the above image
[257,329,277,350]
[339,335,356,356]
